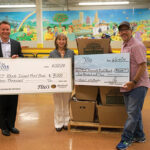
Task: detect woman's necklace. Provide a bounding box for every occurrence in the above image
[58,49,65,58]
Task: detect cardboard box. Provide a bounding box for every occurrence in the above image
[76,38,111,55]
[100,87,124,105]
[75,85,98,101]
[97,105,127,126]
[143,41,150,48]
[70,100,96,122]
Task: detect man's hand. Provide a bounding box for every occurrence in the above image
[123,62,146,91]
[123,81,135,91]
[11,55,19,59]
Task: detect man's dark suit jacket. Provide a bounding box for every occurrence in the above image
[0,38,22,130]
[0,38,22,57]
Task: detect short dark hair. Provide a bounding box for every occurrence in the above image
[0,21,11,27]
[62,25,66,29]
[47,26,51,30]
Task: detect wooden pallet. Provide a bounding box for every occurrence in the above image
[68,121,124,133]
[99,125,124,133]
[68,121,101,133]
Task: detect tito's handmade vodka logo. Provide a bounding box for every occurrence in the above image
[0,62,9,71]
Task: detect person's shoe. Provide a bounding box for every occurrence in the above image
[9,128,20,134]
[63,126,68,130]
[56,128,62,132]
[2,129,10,136]
[132,137,146,143]
[116,140,132,150]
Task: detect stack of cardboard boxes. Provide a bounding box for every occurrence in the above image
[76,38,111,55]
[97,87,127,126]
[70,86,98,122]
[70,38,127,127]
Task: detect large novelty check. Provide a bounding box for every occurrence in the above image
[75,53,130,87]
[0,58,72,94]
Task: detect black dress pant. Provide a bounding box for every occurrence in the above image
[0,95,18,130]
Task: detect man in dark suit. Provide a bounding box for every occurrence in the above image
[0,21,22,136]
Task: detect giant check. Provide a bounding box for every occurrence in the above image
[75,53,129,87]
[0,58,72,94]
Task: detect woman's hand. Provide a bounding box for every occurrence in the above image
[11,55,19,59]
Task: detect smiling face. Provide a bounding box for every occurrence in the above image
[119,25,132,42]
[0,23,11,42]
[55,34,67,50]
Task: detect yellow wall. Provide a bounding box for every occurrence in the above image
[22,47,150,57]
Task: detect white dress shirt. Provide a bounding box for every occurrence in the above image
[0,39,11,58]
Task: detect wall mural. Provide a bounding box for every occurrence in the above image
[0,11,36,41]
[0,8,150,41]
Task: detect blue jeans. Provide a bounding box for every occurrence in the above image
[121,86,148,142]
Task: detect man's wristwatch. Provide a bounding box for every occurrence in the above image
[132,80,137,84]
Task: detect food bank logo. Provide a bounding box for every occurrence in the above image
[0,62,9,71]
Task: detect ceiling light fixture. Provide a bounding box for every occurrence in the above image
[79,1,129,6]
[0,5,36,8]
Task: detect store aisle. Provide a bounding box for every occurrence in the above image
[0,90,150,150]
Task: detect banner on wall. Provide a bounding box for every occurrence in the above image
[0,58,72,94]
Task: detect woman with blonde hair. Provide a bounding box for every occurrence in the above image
[49,34,75,132]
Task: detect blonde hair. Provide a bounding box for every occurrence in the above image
[55,33,68,50]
